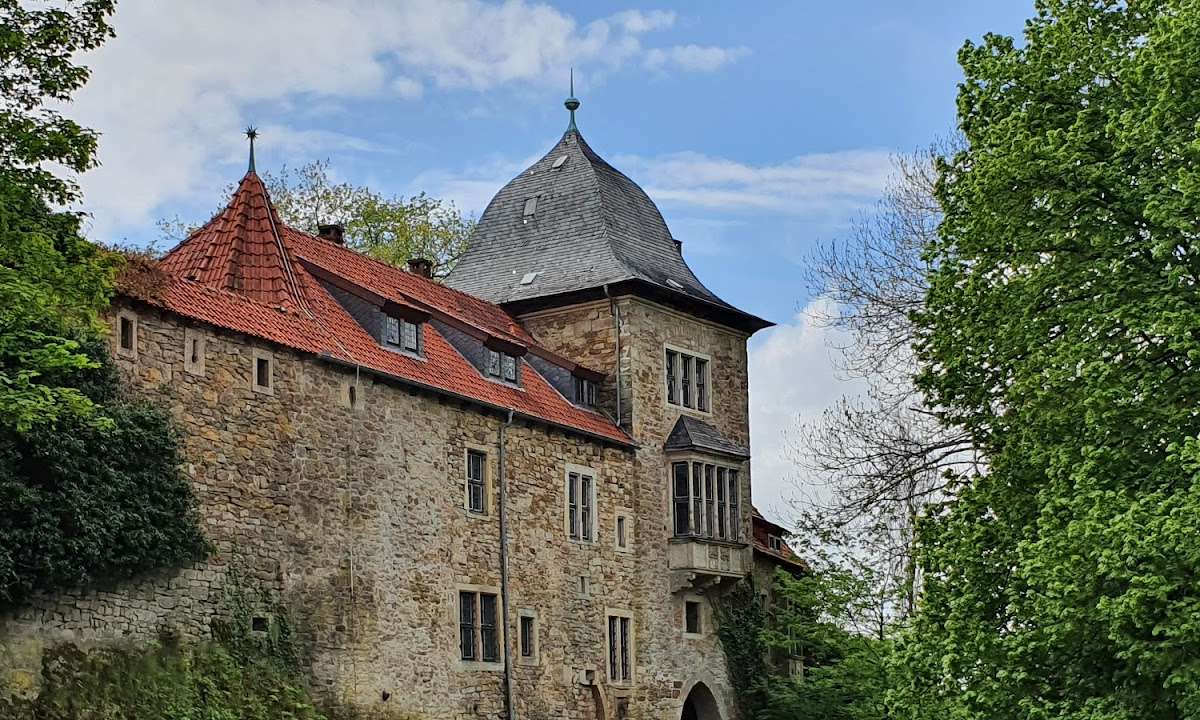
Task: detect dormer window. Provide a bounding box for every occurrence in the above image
[573,376,597,407]
[768,534,783,551]
[487,349,519,384]
[384,315,421,354]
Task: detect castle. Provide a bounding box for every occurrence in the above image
[1,94,802,719]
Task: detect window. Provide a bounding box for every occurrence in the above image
[184,328,205,376]
[566,469,595,541]
[520,615,535,658]
[573,376,597,407]
[665,347,711,411]
[607,614,632,683]
[459,590,500,662]
[672,463,690,535]
[119,316,134,350]
[384,316,421,353]
[670,461,742,541]
[466,450,486,514]
[768,534,782,551]
[684,601,702,635]
[616,515,627,549]
[249,350,276,395]
[486,349,519,384]
[696,359,709,411]
[665,350,678,404]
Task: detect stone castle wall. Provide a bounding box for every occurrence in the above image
[1,297,753,720]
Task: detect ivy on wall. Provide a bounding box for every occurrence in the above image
[0,341,208,610]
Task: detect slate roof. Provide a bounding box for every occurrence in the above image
[132,169,631,447]
[664,415,750,459]
[446,128,771,333]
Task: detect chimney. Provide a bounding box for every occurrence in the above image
[407,257,433,278]
[318,223,345,245]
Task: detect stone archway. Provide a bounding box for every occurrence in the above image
[680,682,721,720]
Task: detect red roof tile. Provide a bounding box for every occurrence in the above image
[751,508,807,571]
[131,171,630,447]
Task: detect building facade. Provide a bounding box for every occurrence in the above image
[0,99,777,720]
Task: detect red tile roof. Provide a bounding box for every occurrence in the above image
[130,171,630,446]
[752,508,807,571]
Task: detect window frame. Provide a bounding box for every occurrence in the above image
[663,344,712,414]
[565,464,598,543]
[683,597,704,638]
[486,349,520,385]
[383,315,422,355]
[517,609,539,665]
[456,586,504,670]
[115,310,138,359]
[251,348,274,395]
[669,457,744,542]
[573,375,597,407]
[184,327,205,376]
[605,609,635,685]
[465,448,488,515]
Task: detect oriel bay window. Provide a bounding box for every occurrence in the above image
[670,461,741,541]
[665,348,710,412]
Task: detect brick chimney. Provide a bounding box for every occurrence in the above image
[318,223,345,245]
[407,257,433,278]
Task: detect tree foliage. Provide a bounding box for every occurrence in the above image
[0,344,207,610]
[897,1,1200,718]
[0,0,121,432]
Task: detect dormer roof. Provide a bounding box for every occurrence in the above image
[447,127,771,333]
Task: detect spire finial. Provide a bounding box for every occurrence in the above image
[244,126,258,172]
[564,68,580,132]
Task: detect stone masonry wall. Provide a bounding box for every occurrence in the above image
[0,300,741,720]
[520,295,757,720]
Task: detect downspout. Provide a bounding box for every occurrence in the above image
[603,284,622,428]
[498,409,517,720]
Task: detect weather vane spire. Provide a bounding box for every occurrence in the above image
[564,68,580,132]
[245,126,259,172]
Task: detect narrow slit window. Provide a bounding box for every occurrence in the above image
[459,591,477,660]
[607,615,632,682]
[681,356,692,408]
[119,316,134,351]
[467,450,486,514]
[696,359,709,411]
[665,350,678,404]
[520,615,535,658]
[480,593,499,662]
[685,601,701,635]
[255,357,271,388]
[616,516,627,549]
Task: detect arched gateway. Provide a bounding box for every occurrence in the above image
[681,682,722,720]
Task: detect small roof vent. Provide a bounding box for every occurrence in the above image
[552,155,567,169]
[666,278,684,290]
[520,271,540,285]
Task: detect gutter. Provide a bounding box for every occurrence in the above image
[498,409,517,720]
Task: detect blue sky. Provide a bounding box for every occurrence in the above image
[72,0,1032,521]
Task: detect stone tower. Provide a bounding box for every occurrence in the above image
[449,90,773,718]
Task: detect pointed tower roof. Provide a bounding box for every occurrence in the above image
[160,169,309,312]
[447,99,771,333]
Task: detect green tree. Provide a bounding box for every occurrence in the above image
[897,1,1200,718]
[0,0,121,431]
[0,343,207,610]
[270,160,475,277]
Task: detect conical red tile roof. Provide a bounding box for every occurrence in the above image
[160,171,307,312]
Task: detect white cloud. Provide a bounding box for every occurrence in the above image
[748,298,867,527]
[64,0,745,239]
[645,44,750,72]
[615,149,893,214]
